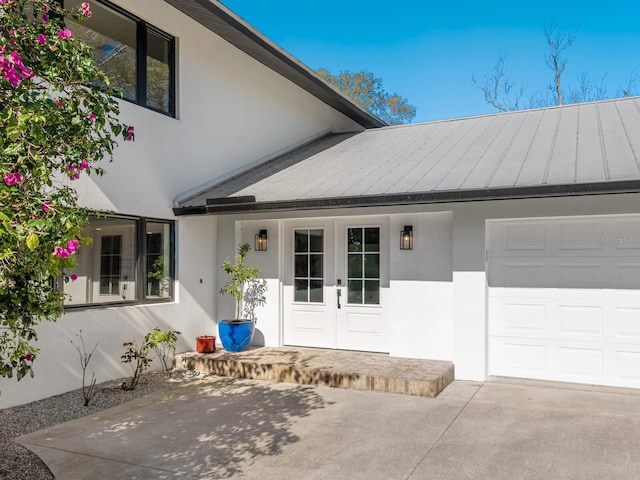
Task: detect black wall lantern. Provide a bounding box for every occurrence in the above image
[400,226,413,250]
[255,229,268,251]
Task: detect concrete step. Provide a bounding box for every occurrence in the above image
[174,347,454,397]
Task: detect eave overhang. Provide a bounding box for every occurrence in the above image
[172,180,640,216]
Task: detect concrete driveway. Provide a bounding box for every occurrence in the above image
[17,377,640,479]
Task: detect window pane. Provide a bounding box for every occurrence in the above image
[294,279,308,302]
[294,254,308,278]
[146,29,171,112]
[146,222,171,299]
[348,228,362,252]
[294,231,308,253]
[348,280,363,304]
[309,254,323,278]
[309,280,323,302]
[364,254,379,279]
[364,228,380,252]
[64,216,137,305]
[364,280,380,305]
[66,0,137,102]
[309,229,323,252]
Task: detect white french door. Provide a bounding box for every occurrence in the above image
[283,218,388,352]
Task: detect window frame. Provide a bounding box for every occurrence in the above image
[63,0,176,117]
[64,214,175,310]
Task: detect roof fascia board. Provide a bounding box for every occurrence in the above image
[163,0,386,129]
[173,180,640,216]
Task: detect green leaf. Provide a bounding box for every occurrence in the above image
[26,233,39,251]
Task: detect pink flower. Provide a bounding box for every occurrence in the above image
[54,98,63,109]
[42,200,52,212]
[88,113,96,122]
[81,2,92,17]
[70,172,80,180]
[0,0,8,4]
[125,125,135,141]
[53,246,69,258]
[80,160,89,169]
[1,51,32,87]
[3,172,24,185]
[70,274,78,281]
[57,29,72,40]
[36,34,47,44]
[67,239,79,253]
[24,354,33,362]
[42,13,49,23]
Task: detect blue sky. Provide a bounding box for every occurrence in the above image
[222,0,640,123]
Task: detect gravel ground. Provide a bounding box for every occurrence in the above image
[0,370,206,480]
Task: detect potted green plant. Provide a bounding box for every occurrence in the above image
[218,243,265,351]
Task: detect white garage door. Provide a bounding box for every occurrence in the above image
[488,215,640,388]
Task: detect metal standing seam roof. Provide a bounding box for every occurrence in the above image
[162,0,385,129]
[175,97,640,215]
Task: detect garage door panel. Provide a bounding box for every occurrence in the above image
[504,222,546,250]
[503,263,545,287]
[558,305,602,336]
[488,215,640,389]
[616,307,640,339]
[615,351,640,381]
[489,300,546,335]
[616,264,640,289]
[559,346,603,378]
[557,263,602,288]
[558,220,602,250]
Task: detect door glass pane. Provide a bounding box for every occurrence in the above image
[309,280,323,302]
[364,280,380,304]
[294,279,308,302]
[347,227,380,305]
[310,254,323,278]
[348,280,363,304]
[364,254,379,278]
[146,29,172,112]
[348,254,362,278]
[294,231,308,253]
[348,228,362,252]
[293,229,323,303]
[309,229,323,252]
[364,228,380,252]
[294,254,308,277]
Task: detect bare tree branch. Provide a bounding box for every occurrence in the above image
[544,20,577,106]
[472,54,525,112]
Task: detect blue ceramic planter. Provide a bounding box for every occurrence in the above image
[218,319,255,352]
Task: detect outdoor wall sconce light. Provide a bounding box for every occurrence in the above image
[255,229,268,251]
[400,226,413,250]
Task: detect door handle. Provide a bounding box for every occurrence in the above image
[337,288,341,309]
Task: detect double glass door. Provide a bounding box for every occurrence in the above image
[284,219,388,352]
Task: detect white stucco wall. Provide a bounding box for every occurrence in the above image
[219,193,640,384]
[0,0,366,407]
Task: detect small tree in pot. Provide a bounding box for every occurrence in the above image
[218,243,266,351]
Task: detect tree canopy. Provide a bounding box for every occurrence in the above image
[317,68,417,125]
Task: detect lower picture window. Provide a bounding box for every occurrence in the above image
[64,215,174,307]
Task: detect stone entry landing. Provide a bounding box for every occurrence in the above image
[175,347,454,397]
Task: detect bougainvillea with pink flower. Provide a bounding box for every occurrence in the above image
[1,0,134,382]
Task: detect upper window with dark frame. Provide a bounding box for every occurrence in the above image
[65,0,176,116]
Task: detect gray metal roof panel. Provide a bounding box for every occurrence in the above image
[177,97,640,210]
